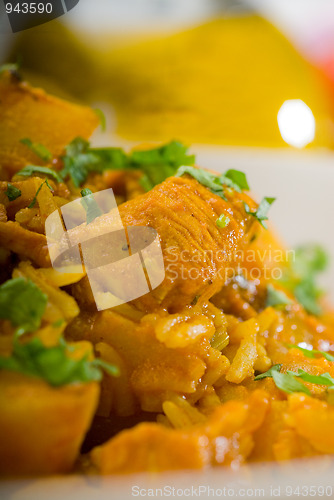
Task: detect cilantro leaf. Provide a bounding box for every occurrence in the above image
[254,363,334,395]
[244,197,276,229]
[66,137,89,157]
[20,138,52,162]
[266,284,292,308]
[176,166,227,200]
[218,174,242,192]
[91,147,129,170]
[254,364,310,395]
[59,138,194,189]
[216,214,230,228]
[61,138,101,187]
[271,370,311,395]
[280,244,329,316]
[288,369,334,387]
[176,166,251,200]
[80,188,93,197]
[139,165,175,191]
[254,364,282,380]
[224,169,250,191]
[130,141,194,168]
[81,188,103,224]
[288,344,334,362]
[0,278,47,335]
[60,138,129,187]
[5,183,21,202]
[294,278,323,316]
[92,358,120,377]
[287,344,315,359]
[16,165,62,183]
[0,337,119,387]
[293,244,329,277]
[137,164,177,191]
[28,179,53,209]
[313,350,334,363]
[130,141,195,190]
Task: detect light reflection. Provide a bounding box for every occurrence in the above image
[277,99,315,148]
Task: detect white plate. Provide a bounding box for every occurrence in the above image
[195,146,334,300]
[1,148,334,499]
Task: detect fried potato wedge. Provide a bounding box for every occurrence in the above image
[0,371,99,476]
[0,73,98,176]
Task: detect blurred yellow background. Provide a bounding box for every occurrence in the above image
[7,11,334,149]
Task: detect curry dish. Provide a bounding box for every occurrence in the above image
[1,69,334,477]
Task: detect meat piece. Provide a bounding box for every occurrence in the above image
[121,176,256,311]
[67,176,257,313]
[90,423,208,473]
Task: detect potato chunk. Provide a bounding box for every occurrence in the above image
[0,73,98,175]
[0,371,99,476]
[90,390,269,473]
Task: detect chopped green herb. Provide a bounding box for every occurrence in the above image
[176,166,251,200]
[130,141,194,169]
[254,364,310,395]
[137,164,176,191]
[176,166,227,200]
[244,197,276,229]
[94,108,107,132]
[60,137,129,187]
[81,188,103,224]
[0,278,47,336]
[271,370,311,395]
[66,137,89,157]
[294,279,323,316]
[59,138,194,189]
[254,364,282,380]
[217,175,241,192]
[81,188,93,197]
[280,244,329,316]
[93,358,120,377]
[224,169,250,191]
[16,165,62,183]
[130,141,195,190]
[136,164,177,191]
[91,147,129,170]
[266,284,292,308]
[216,214,230,228]
[0,337,119,387]
[287,368,334,387]
[293,245,328,277]
[254,363,334,395]
[20,138,52,162]
[60,138,100,187]
[288,344,334,362]
[5,183,21,202]
[28,179,53,209]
